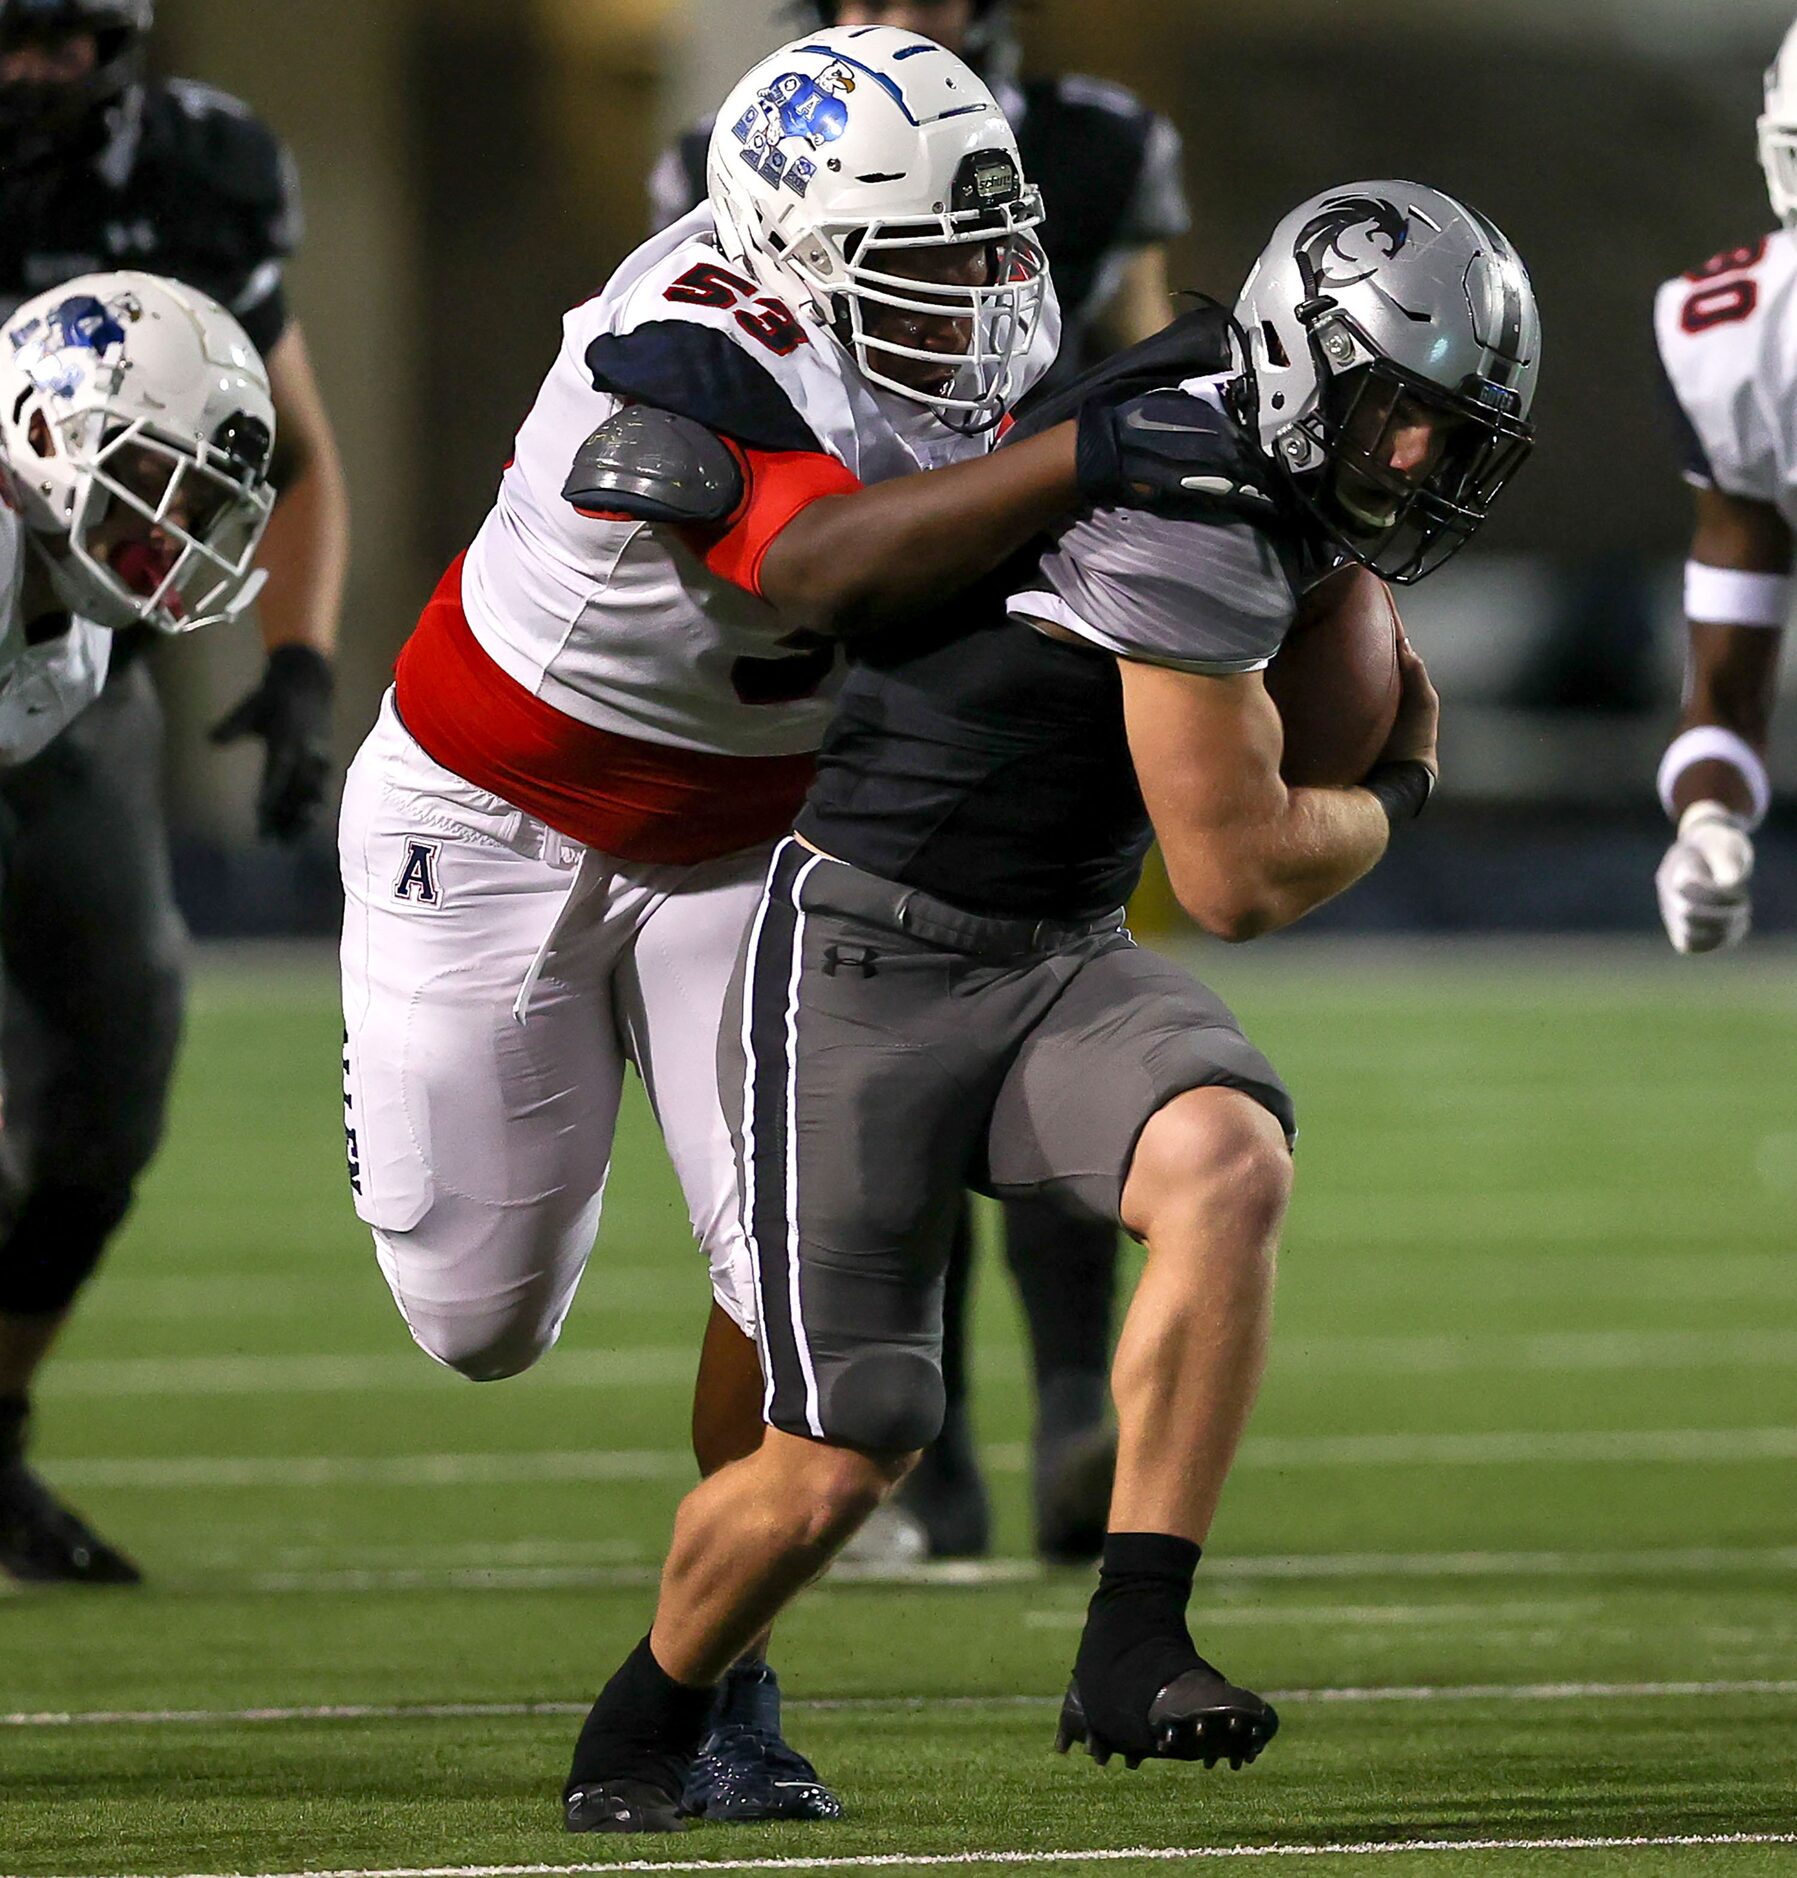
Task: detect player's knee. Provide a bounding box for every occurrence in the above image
[0,1180,135,1315]
[1124,1087,1292,1246]
[819,1348,946,1454]
[394,1298,560,1382]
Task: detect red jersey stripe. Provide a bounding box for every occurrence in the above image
[393,556,816,866]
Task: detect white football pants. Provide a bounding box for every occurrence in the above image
[338,691,762,1381]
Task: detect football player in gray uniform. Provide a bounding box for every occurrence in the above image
[558,182,1539,1829]
[652,0,1197,1578]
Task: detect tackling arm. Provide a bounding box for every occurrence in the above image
[1655,485,1790,952]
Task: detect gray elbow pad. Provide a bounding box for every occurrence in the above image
[562,405,744,525]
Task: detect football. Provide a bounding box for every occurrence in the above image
[1263,564,1404,786]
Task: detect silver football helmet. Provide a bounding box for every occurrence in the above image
[1235,181,1539,582]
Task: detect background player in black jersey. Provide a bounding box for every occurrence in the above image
[0,0,350,1584]
[651,0,1192,1569]
[561,182,1538,1828]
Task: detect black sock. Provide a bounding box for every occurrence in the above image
[0,1394,28,1467]
[1074,1533,1202,1744]
[566,1635,717,1798]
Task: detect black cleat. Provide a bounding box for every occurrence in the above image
[682,1660,843,1822]
[0,1461,141,1586]
[1053,1663,1278,1772]
[564,1778,689,1834]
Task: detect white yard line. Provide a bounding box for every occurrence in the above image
[1023,1600,1587,1630]
[40,1327,1797,1395]
[10,1678,1797,1731]
[140,1831,1797,1878]
[44,1425,1797,1491]
[164,1539,1797,1587]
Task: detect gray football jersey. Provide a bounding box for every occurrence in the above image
[1007,502,1301,675]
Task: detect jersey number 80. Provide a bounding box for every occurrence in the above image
[1680,239,1768,335]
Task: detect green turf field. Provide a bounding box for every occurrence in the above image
[4,940,1796,1878]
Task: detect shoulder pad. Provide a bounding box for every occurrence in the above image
[149,79,300,243]
[563,405,744,525]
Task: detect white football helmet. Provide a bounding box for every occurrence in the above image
[1761,18,1797,226]
[707,25,1047,431]
[0,270,275,634]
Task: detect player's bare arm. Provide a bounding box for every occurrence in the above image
[1669,485,1788,816]
[758,420,1078,635]
[256,321,350,659]
[1117,633,1435,942]
[1088,244,1175,354]
[1655,491,1790,953]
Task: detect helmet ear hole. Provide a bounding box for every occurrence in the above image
[26,408,53,457]
[1261,321,1289,369]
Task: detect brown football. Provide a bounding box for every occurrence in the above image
[1263,564,1403,786]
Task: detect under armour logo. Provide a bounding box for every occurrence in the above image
[394,839,442,906]
[821,943,879,978]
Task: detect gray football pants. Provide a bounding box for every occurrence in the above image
[720,838,1294,1453]
[0,661,187,1318]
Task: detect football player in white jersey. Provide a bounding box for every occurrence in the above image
[0,268,275,1577]
[1650,17,1797,953]
[338,24,1233,1826]
[0,272,273,761]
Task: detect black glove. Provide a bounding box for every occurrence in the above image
[1074,385,1278,520]
[209,643,335,844]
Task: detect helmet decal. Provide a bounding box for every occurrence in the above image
[1295,195,1410,292]
[8,289,135,400]
[730,60,859,199]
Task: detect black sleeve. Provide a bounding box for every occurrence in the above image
[585,321,825,455]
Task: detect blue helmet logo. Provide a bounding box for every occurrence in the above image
[731,60,858,198]
[9,291,133,401]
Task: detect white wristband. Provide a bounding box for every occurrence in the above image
[1684,561,1792,627]
[1657,725,1772,828]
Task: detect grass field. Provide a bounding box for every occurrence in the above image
[4,939,1797,1878]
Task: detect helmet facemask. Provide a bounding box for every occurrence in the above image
[1296,343,1533,583]
[825,188,1046,433]
[30,403,274,633]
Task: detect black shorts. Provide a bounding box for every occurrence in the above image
[719,839,1294,1451]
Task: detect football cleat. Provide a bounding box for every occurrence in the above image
[682,1660,843,1823]
[563,1778,689,1834]
[1053,1663,1278,1772]
[0,1461,141,1585]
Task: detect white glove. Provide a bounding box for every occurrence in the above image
[1656,801,1755,954]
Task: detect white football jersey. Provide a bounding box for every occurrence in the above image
[456,206,1060,760]
[1654,229,1797,526]
[0,503,110,767]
